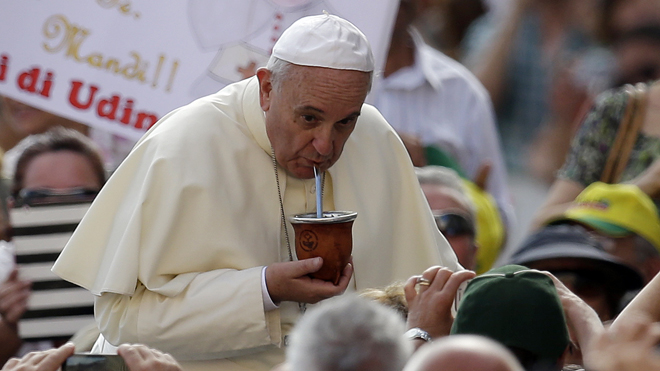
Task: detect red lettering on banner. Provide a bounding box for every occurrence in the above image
[17,67,55,97]
[68,79,159,130]
[18,68,41,93]
[97,95,120,120]
[69,80,99,109]
[133,112,157,129]
[0,54,8,82]
[40,71,54,97]
[120,99,133,125]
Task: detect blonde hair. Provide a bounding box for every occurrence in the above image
[359,281,408,320]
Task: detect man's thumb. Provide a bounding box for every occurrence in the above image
[297,257,323,275]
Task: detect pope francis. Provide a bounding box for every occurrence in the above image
[52,14,460,371]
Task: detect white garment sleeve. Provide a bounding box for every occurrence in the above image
[95,266,282,361]
[261,266,279,312]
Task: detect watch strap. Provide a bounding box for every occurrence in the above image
[405,327,432,342]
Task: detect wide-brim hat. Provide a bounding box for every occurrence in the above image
[509,224,643,292]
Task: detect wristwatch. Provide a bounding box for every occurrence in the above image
[405,327,432,342]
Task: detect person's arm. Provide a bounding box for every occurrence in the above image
[403,266,476,350]
[0,319,21,367]
[529,178,585,230]
[585,315,660,371]
[467,0,532,109]
[96,259,352,361]
[532,159,660,231]
[541,271,603,366]
[0,268,31,365]
[611,271,660,331]
[629,158,660,199]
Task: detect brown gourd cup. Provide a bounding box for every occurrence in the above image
[290,211,357,285]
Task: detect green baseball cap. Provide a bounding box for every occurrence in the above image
[450,265,569,361]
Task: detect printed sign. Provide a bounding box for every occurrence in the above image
[0,0,398,141]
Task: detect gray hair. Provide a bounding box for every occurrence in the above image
[415,166,475,214]
[287,294,412,371]
[266,56,295,92]
[266,56,373,92]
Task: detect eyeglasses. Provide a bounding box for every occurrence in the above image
[433,212,476,237]
[15,187,99,207]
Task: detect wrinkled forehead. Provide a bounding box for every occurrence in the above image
[277,64,372,99]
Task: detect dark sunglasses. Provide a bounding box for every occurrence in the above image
[15,187,99,207]
[433,212,475,237]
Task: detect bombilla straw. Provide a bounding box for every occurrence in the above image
[314,166,323,218]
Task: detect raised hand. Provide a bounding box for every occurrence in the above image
[404,266,475,340]
[117,344,182,371]
[1,343,75,371]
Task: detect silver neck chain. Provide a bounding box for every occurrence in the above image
[271,148,294,262]
[271,148,326,257]
[271,149,326,314]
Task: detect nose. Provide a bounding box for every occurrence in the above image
[312,125,333,157]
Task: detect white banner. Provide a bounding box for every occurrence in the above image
[0,0,398,141]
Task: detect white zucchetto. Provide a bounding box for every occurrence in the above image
[270,13,374,72]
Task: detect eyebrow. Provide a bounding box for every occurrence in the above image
[296,106,362,121]
[296,106,324,114]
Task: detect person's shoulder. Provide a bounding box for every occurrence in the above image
[417,43,490,100]
[356,104,394,131]
[146,79,255,139]
[591,83,637,116]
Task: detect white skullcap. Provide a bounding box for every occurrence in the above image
[271,13,374,72]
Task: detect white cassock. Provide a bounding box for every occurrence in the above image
[52,76,459,371]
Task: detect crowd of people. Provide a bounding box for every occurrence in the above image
[2,0,660,370]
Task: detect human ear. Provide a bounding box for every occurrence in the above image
[256,68,273,112]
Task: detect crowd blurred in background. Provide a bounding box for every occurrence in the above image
[3,0,660,370]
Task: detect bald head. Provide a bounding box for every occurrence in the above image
[404,335,524,371]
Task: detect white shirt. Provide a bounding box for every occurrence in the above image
[372,32,514,229]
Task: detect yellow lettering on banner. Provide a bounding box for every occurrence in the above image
[122,52,146,82]
[96,0,141,19]
[42,14,89,61]
[86,53,104,68]
[41,14,178,91]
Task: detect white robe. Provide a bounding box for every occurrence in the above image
[52,76,459,371]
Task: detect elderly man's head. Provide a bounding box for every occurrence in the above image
[403,335,524,371]
[416,166,478,270]
[257,14,374,179]
[287,294,412,371]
